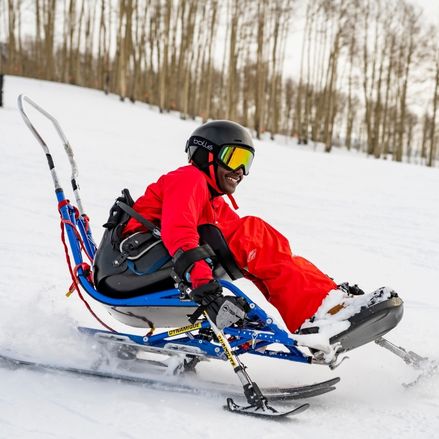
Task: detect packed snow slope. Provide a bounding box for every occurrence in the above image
[0,76,438,439]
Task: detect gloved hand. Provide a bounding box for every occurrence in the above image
[189,260,214,289]
[190,280,249,329]
[338,282,365,296]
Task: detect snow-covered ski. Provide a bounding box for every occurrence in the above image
[0,350,338,403]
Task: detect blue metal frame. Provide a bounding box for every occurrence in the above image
[58,188,311,365]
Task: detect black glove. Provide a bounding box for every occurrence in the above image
[338,282,365,296]
[189,280,249,329]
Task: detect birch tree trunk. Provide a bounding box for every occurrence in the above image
[428,58,439,167]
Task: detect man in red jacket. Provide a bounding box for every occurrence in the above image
[124,120,384,334]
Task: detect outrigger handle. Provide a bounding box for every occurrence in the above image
[17,94,86,217]
[203,310,309,415]
[203,311,267,407]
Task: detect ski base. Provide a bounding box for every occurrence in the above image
[225,398,310,418]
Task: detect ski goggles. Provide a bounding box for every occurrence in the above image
[217,145,255,175]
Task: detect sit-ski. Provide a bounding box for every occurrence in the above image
[10,94,435,419]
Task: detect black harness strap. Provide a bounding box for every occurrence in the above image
[117,201,161,238]
[117,200,216,291]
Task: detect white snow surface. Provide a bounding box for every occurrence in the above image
[0,76,438,438]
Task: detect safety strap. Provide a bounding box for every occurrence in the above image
[171,245,216,283]
[116,201,161,238]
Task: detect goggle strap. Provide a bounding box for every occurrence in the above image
[208,152,215,180]
[207,152,222,194]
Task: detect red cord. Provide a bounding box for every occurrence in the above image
[58,202,116,333]
[61,217,93,262]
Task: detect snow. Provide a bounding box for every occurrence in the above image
[0,76,438,438]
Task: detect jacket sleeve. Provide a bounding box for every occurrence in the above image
[160,169,214,287]
[160,169,209,256]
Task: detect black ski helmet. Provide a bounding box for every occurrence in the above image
[185,120,255,175]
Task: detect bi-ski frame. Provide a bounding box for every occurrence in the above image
[19,94,431,417]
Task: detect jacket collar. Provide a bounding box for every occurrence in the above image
[193,163,239,210]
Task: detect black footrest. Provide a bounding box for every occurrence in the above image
[330,296,404,352]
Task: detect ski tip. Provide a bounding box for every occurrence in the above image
[291,402,310,416]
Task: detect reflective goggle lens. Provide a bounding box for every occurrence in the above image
[218,145,254,175]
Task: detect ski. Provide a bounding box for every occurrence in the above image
[0,351,203,394]
[0,350,337,403]
[225,398,310,418]
[265,385,336,401]
[263,376,340,399]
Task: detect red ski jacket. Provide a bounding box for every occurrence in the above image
[124,164,337,331]
[124,165,240,285]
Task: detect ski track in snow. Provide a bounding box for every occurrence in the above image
[0,76,438,438]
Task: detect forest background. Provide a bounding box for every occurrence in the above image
[1,0,438,168]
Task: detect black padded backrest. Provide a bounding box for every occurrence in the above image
[198,224,244,281]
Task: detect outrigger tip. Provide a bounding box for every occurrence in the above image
[224,397,310,418]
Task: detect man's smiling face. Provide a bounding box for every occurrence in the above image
[216,166,244,194]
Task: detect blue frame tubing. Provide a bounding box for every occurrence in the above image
[76,272,310,364]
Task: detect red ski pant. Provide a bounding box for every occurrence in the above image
[220,216,337,332]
